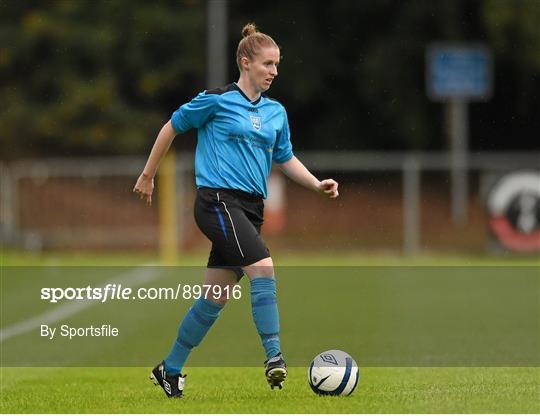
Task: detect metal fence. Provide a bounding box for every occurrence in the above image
[1,152,538,254]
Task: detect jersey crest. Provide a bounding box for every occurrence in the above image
[250,115,262,131]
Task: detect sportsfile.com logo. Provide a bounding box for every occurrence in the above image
[40,284,242,303]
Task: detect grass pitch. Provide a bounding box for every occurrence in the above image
[1,367,538,413]
[1,250,539,413]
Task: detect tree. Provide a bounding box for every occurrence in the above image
[1,0,538,158]
[0,1,206,159]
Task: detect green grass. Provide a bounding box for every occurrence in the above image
[1,367,538,413]
[2,248,539,267]
[1,250,539,413]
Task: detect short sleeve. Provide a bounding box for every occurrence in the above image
[171,91,219,133]
[272,108,294,163]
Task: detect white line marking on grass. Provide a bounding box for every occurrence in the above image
[0,266,161,343]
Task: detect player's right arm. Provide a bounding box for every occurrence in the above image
[133,120,176,206]
[133,91,218,206]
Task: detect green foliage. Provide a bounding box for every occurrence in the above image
[483,0,540,69]
[0,1,205,158]
[1,1,538,157]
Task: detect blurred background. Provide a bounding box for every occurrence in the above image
[1,0,539,259]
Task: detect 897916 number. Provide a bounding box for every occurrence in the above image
[181,284,242,300]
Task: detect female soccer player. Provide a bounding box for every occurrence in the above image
[133,23,338,398]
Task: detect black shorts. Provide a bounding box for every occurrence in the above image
[194,187,270,279]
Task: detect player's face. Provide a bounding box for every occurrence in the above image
[248,46,280,93]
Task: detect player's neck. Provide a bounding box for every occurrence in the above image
[236,78,261,102]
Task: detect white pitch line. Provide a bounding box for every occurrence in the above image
[0,266,161,343]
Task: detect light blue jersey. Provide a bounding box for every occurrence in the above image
[171,83,293,198]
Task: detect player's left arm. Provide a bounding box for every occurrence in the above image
[278,156,339,199]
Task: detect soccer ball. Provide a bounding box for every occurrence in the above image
[308,350,359,396]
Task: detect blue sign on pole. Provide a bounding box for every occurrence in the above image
[426,44,492,101]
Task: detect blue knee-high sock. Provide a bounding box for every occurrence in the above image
[164,298,222,374]
[250,277,281,359]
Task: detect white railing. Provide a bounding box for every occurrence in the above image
[1,152,538,254]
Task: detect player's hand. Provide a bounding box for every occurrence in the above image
[133,173,154,206]
[317,179,339,199]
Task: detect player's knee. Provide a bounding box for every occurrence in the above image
[205,291,230,306]
[244,257,274,279]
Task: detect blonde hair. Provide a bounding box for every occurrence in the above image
[236,23,279,71]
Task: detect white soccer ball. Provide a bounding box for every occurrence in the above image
[308,350,359,396]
